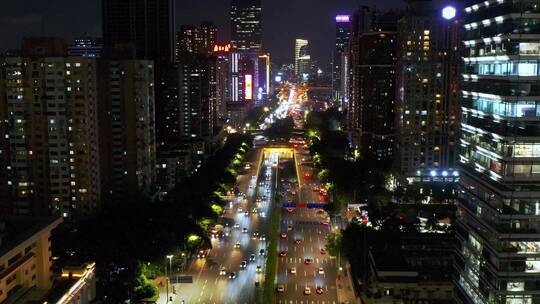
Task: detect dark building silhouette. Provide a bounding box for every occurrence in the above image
[231,0,262,52]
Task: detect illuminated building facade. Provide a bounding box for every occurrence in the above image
[257,53,271,102]
[231,0,262,52]
[455,0,540,303]
[294,39,310,79]
[67,37,103,58]
[0,39,102,218]
[395,0,460,184]
[333,14,352,106]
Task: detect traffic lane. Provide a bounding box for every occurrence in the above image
[277,209,337,301]
[175,150,272,303]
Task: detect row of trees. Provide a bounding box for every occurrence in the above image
[52,133,253,303]
[305,109,391,214]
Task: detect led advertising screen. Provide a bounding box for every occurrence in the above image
[245,74,253,100]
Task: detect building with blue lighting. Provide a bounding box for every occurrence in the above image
[455,0,540,303]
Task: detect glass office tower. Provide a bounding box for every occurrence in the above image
[456,0,540,303]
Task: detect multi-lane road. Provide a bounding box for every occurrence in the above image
[172,85,339,303]
[275,147,339,304]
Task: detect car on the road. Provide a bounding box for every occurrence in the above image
[256,265,262,273]
[280,232,287,238]
[320,220,329,225]
[234,242,241,249]
[238,207,243,212]
[304,287,312,295]
[277,285,285,293]
[242,227,248,233]
[279,251,287,257]
[259,249,266,256]
[286,208,294,213]
[290,267,297,274]
[320,248,327,255]
[228,272,236,280]
[287,225,293,231]
[250,254,256,261]
[219,267,227,276]
[316,286,324,294]
[244,211,249,216]
[304,258,313,265]
[318,267,324,274]
[294,239,302,244]
[260,234,267,241]
[240,261,247,269]
[253,230,260,238]
[252,207,258,213]
[197,249,207,258]
[234,223,240,229]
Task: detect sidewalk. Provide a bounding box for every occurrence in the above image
[154,276,178,304]
[336,262,360,304]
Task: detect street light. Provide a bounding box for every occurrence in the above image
[166,255,173,302]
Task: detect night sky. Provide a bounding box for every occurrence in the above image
[0,0,404,67]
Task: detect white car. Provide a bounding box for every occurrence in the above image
[219,267,227,276]
[290,267,297,274]
[318,267,324,275]
[304,287,311,295]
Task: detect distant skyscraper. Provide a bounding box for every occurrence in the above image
[333,14,352,105]
[294,39,310,77]
[395,0,460,184]
[200,22,218,53]
[102,0,175,63]
[348,10,398,162]
[176,22,219,60]
[231,0,262,52]
[176,25,200,58]
[67,37,103,57]
[455,0,540,303]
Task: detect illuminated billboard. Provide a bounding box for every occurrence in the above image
[213,43,231,53]
[336,15,351,23]
[245,74,253,100]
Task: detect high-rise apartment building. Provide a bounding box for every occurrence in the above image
[455,0,540,303]
[395,0,460,184]
[97,60,156,202]
[333,14,352,105]
[0,38,101,218]
[231,0,262,52]
[178,54,217,142]
[102,0,175,63]
[213,44,232,120]
[348,9,398,162]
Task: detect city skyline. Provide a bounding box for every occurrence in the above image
[0,0,404,66]
[3,0,540,303]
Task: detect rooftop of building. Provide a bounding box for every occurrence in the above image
[37,262,95,304]
[370,233,454,282]
[0,216,62,258]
